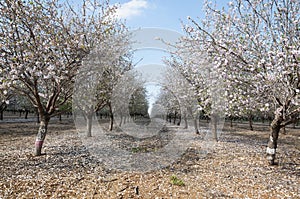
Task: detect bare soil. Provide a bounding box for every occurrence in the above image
[0,119,299,198]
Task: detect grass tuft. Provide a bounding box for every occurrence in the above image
[170,175,185,186]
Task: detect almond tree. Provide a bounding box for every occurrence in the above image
[185,0,299,164]
[0,0,121,155]
[162,66,200,132]
[166,38,226,140]
[0,57,12,120]
[155,88,180,124]
[0,90,11,120]
[111,70,144,127]
[73,46,132,135]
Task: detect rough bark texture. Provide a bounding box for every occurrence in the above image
[119,114,123,127]
[86,113,92,137]
[193,118,199,134]
[183,114,188,129]
[0,110,3,120]
[36,110,40,124]
[249,115,253,131]
[267,108,283,165]
[35,116,50,156]
[25,110,29,119]
[211,115,218,141]
[0,103,6,120]
[108,103,114,131]
[177,114,181,126]
[173,111,177,125]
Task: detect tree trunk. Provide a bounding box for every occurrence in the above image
[36,109,40,123]
[177,114,181,126]
[25,110,29,119]
[183,114,188,129]
[35,116,50,156]
[211,114,218,141]
[123,116,127,124]
[0,103,5,120]
[188,108,199,134]
[86,113,92,137]
[108,103,114,131]
[0,109,3,120]
[230,116,233,128]
[119,114,123,127]
[249,115,253,131]
[193,118,199,134]
[267,109,283,165]
[173,111,177,125]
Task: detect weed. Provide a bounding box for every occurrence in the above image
[170,175,185,186]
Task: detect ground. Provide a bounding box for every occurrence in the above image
[0,119,299,198]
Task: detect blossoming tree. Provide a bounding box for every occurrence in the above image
[185,0,299,164]
[0,0,124,155]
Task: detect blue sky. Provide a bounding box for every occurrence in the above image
[111,0,205,33]
[110,0,229,64]
[108,0,230,113]
[111,0,229,32]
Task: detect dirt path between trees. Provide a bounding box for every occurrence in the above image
[0,120,299,198]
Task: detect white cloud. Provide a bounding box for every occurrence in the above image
[115,0,149,19]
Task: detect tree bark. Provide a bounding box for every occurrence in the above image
[267,108,283,165]
[36,109,40,124]
[0,103,5,120]
[211,114,218,141]
[0,110,3,120]
[249,114,253,131]
[86,113,92,137]
[177,114,181,126]
[35,116,50,156]
[25,110,29,119]
[193,118,199,134]
[119,114,123,127]
[108,103,114,131]
[173,111,177,125]
[168,112,172,123]
[183,114,188,129]
[188,109,199,134]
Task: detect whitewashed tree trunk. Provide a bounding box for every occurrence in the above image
[35,116,50,156]
[267,108,283,165]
